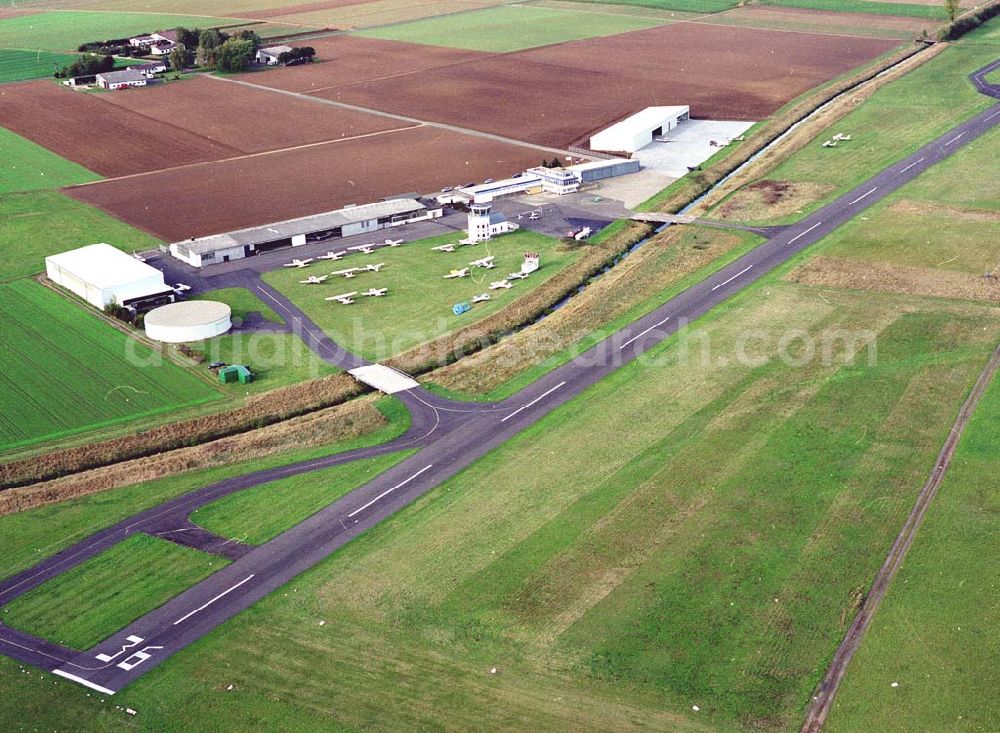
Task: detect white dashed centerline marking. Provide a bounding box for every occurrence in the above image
[173,574,255,626]
[787,221,822,245]
[943,131,966,147]
[849,187,878,205]
[52,669,117,695]
[619,316,671,350]
[711,265,753,292]
[899,157,926,174]
[501,382,566,423]
[347,464,433,518]
[985,109,1000,123]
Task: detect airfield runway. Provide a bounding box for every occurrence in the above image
[1,64,997,697]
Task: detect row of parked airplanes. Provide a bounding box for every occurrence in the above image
[279,239,405,305]
[444,255,531,292]
[281,238,406,269]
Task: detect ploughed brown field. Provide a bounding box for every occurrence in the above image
[0,77,409,177]
[305,24,898,147]
[229,0,375,20]
[65,125,542,240]
[233,35,491,93]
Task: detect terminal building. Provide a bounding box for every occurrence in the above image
[590,106,690,154]
[45,243,175,311]
[169,198,442,268]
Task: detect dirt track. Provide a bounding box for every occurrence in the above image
[800,343,1000,732]
[66,125,543,240]
[315,23,898,147]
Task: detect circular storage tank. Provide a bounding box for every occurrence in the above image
[145,300,231,343]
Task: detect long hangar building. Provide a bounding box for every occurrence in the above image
[170,198,441,267]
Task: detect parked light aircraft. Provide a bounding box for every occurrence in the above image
[331,268,361,278]
[283,258,314,268]
[317,251,345,261]
[469,256,495,269]
[325,291,357,305]
[444,268,470,279]
[471,293,490,303]
[299,275,329,284]
[362,288,387,297]
[489,280,513,290]
[432,244,457,253]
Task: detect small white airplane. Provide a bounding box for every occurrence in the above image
[822,140,838,148]
[299,275,329,285]
[384,238,404,246]
[469,256,495,269]
[283,258,314,268]
[507,272,528,280]
[489,280,513,290]
[317,251,346,261]
[471,293,490,304]
[362,287,388,297]
[348,244,378,255]
[527,209,543,220]
[832,133,852,141]
[365,263,386,273]
[325,291,357,305]
[173,282,192,292]
[444,268,470,279]
[331,267,361,278]
[432,244,457,253]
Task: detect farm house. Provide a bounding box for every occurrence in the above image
[45,243,175,310]
[95,69,148,91]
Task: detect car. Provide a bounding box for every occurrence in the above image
[463,181,475,188]
[483,178,494,184]
[440,186,453,193]
[208,361,226,369]
[512,172,524,178]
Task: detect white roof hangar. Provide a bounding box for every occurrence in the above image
[45,243,174,310]
[590,106,690,154]
[170,198,442,267]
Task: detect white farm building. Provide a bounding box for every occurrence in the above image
[45,243,175,310]
[590,106,690,154]
[96,69,148,91]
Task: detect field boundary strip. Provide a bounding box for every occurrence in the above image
[800,340,1000,732]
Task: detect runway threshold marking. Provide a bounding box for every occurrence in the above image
[619,316,671,350]
[500,382,566,423]
[347,464,434,519]
[52,669,116,696]
[711,265,753,292]
[173,574,255,626]
[787,221,822,245]
[899,157,926,174]
[849,186,878,205]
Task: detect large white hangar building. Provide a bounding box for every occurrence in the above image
[45,243,175,310]
[590,106,690,154]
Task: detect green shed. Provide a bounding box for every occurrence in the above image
[218,364,253,384]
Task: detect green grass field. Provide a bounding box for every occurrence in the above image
[0,47,78,83]
[709,44,998,225]
[1,534,224,650]
[0,190,160,281]
[559,0,738,12]
[263,229,579,361]
[355,4,667,52]
[0,279,222,451]
[960,13,1000,43]
[192,287,283,325]
[824,374,1000,733]
[192,450,414,544]
[0,128,100,195]
[0,11,245,52]
[762,0,946,19]
[0,398,410,583]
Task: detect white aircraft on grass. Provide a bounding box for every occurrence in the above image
[349,244,379,255]
[331,267,362,278]
[444,268,470,279]
[317,251,346,261]
[283,258,314,268]
[489,280,513,290]
[507,272,528,280]
[365,263,386,272]
[432,244,457,253]
[325,291,358,305]
[832,133,852,141]
[384,238,404,246]
[362,287,388,297]
[469,256,495,269]
[822,140,838,148]
[299,275,329,285]
[471,293,490,304]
